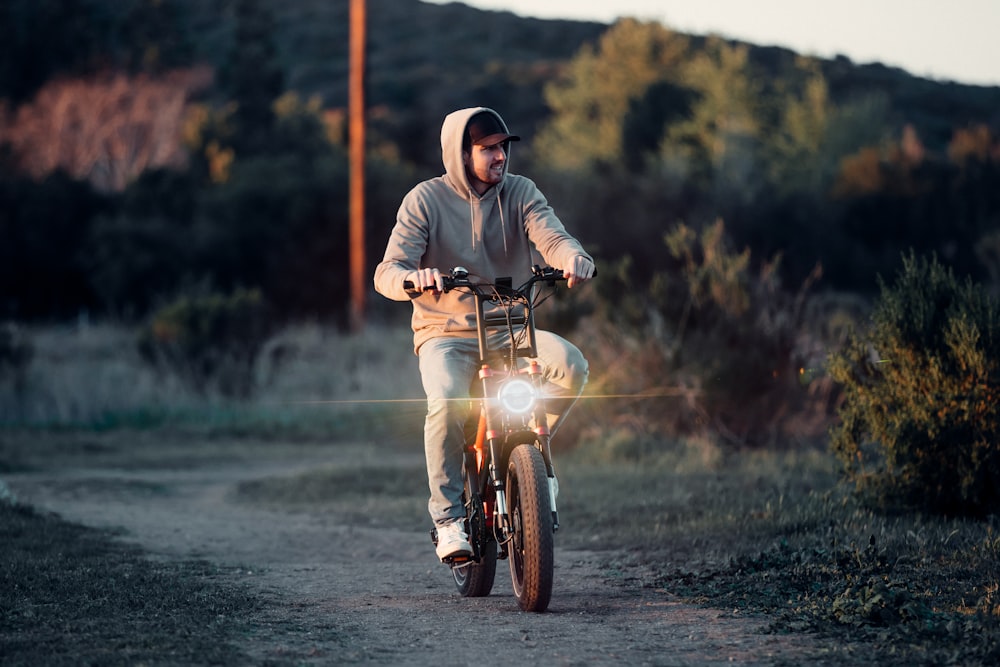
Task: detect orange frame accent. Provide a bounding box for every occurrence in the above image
[474,411,487,472]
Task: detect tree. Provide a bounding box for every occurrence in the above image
[659,36,763,205]
[0,68,211,192]
[218,0,284,157]
[761,58,834,196]
[534,19,690,171]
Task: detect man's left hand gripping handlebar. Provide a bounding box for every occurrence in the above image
[564,256,596,289]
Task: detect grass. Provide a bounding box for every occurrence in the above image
[0,321,424,438]
[558,445,1000,666]
[0,500,263,666]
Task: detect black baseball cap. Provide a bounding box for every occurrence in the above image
[466,112,520,147]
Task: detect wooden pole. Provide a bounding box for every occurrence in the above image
[349,0,367,331]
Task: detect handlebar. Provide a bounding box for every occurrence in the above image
[404,265,570,294]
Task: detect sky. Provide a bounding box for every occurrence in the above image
[426,0,999,87]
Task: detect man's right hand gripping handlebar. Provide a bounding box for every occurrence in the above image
[404,267,446,294]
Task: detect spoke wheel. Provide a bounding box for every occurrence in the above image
[506,444,554,612]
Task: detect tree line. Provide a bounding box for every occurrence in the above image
[1,0,999,326]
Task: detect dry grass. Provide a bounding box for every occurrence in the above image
[0,321,423,435]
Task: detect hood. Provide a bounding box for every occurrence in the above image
[440,107,513,200]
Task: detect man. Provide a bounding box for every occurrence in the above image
[374,107,595,561]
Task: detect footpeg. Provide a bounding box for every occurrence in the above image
[443,552,474,566]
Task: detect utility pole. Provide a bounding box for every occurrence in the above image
[349,0,367,331]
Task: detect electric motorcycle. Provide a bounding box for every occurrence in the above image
[411,265,570,612]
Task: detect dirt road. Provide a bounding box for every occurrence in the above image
[6,439,817,666]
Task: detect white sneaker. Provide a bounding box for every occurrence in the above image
[435,520,472,561]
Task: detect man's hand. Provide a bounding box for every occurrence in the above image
[405,267,445,294]
[564,256,595,289]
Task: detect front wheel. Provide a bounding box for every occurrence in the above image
[506,444,554,612]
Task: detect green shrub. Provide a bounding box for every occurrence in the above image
[138,289,272,398]
[827,252,1000,516]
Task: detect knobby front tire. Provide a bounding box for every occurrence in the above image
[506,444,554,612]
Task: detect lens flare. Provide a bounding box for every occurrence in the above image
[497,378,537,414]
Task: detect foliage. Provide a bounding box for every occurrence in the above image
[581,220,824,448]
[534,19,691,171]
[216,0,285,158]
[827,252,1000,516]
[78,93,357,321]
[2,0,1000,330]
[661,36,764,202]
[535,21,857,205]
[530,13,1000,307]
[137,288,273,398]
[0,68,211,192]
[194,150,351,321]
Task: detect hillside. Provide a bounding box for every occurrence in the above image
[209,0,1000,153]
[175,0,607,158]
[4,0,998,156]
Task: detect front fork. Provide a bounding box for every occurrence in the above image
[475,361,560,552]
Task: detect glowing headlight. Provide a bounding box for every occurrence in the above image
[497,378,537,414]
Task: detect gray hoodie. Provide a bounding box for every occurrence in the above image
[374,106,592,354]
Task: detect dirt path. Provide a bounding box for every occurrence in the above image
[6,443,818,666]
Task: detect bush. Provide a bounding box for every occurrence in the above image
[137,288,272,398]
[827,252,1000,516]
[583,220,825,448]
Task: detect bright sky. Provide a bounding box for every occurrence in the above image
[427,0,999,87]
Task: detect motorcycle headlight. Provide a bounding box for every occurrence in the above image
[497,378,537,415]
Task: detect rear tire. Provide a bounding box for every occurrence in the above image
[453,465,497,597]
[506,444,554,612]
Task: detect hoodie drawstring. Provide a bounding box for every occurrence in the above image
[467,186,509,257]
[468,191,476,251]
[497,188,509,257]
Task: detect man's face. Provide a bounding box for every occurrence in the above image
[464,142,507,194]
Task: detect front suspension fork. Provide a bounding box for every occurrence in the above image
[527,359,560,531]
[476,361,560,543]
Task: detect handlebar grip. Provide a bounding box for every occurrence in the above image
[403,279,454,292]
